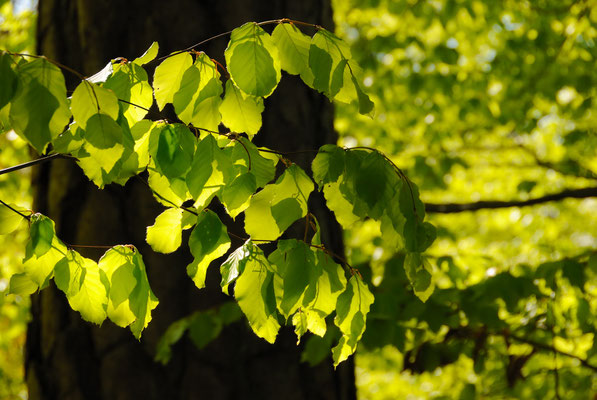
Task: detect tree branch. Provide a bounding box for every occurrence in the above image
[0,153,74,176]
[425,186,597,213]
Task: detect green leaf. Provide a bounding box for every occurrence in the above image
[219,80,264,137]
[133,41,159,65]
[312,144,346,187]
[309,44,333,94]
[55,250,109,325]
[155,318,189,364]
[219,239,254,295]
[98,246,159,338]
[70,81,120,129]
[173,53,223,132]
[29,213,56,257]
[186,210,231,289]
[153,52,193,111]
[0,52,18,109]
[8,273,38,296]
[150,123,196,180]
[244,165,314,240]
[268,239,315,318]
[104,62,153,125]
[147,160,191,207]
[185,133,235,208]
[230,137,276,187]
[234,245,280,343]
[225,22,281,98]
[114,119,154,183]
[271,23,313,82]
[351,74,374,115]
[76,113,131,187]
[146,208,184,254]
[9,58,71,153]
[0,202,27,234]
[332,275,374,366]
[220,172,257,218]
[404,252,435,302]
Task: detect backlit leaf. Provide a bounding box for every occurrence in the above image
[186,210,230,289]
[332,275,374,366]
[153,52,193,110]
[225,23,281,98]
[9,58,70,153]
[146,208,184,254]
[234,245,280,343]
[219,80,264,137]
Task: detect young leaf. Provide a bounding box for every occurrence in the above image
[224,22,281,98]
[146,208,184,254]
[234,246,280,343]
[186,133,235,208]
[244,165,314,240]
[0,52,18,109]
[153,52,193,110]
[271,23,313,82]
[230,137,276,187]
[186,210,231,289]
[0,202,27,234]
[268,239,316,318]
[332,275,374,366]
[173,53,223,132]
[219,80,264,137]
[9,58,71,153]
[220,172,257,218]
[70,81,120,129]
[98,246,159,338]
[8,273,38,296]
[133,41,159,65]
[55,250,109,325]
[104,62,153,125]
[29,213,57,257]
[404,252,435,302]
[149,123,196,180]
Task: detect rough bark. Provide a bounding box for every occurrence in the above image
[27,1,355,399]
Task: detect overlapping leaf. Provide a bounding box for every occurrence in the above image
[224,22,281,98]
[173,53,223,131]
[98,246,158,338]
[55,250,109,325]
[186,210,230,289]
[219,80,264,137]
[332,275,374,366]
[9,58,71,153]
[244,165,314,240]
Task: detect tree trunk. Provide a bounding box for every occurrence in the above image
[26,1,355,399]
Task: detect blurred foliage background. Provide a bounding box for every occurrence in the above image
[332,0,597,398]
[2,0,597,398]
[0,0,35,398]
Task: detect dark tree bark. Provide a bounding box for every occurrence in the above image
[27,1,355,399]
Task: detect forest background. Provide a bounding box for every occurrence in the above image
[2,0,597,399]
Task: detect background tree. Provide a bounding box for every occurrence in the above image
[25,1,355,399]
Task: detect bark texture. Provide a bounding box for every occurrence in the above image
[27,1,355,399]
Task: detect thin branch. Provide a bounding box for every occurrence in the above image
[0,198,30,220]
[507,332,597,373]
[425,186,597,213]
[0,153,74,176]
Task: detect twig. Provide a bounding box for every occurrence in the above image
[0,199,30,220]
[0,153,74,176]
